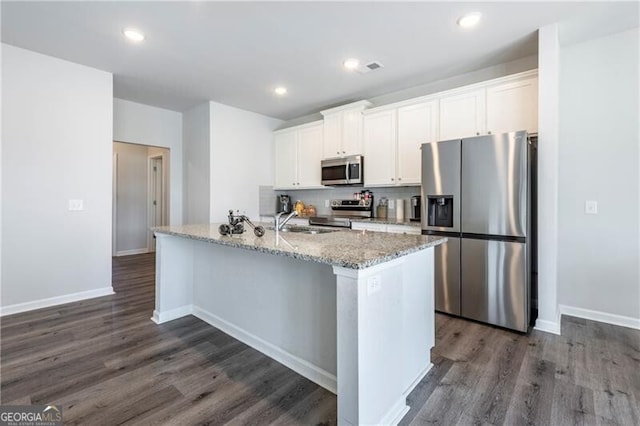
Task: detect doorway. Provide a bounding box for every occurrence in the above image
[113,142,170,256]
[148,155,167,251]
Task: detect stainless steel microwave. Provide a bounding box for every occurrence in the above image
[321,155,364,186]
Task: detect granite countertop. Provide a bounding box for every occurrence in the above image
[351,218,422,227]
[153,223,445,270]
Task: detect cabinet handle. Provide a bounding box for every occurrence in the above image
[476,132,480,136]
[342,151,346,154]
[337,151,340,154]
[391,178,395,181]
[297,182,300,185]
[398,177,402,181]
[488,131,492,135]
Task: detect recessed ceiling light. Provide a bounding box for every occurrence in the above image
[457,12,482,29]
[343,58,360,70]
[274,86,288,96]
[123,28,145,42]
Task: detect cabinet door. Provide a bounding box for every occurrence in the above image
[274,131,298,189]
[322,113,342,158]
[351,222,387,232]
[439,89,485,140]
[397,101,438,185]
[386,224,421,235]
[341,109,364,156]
[363,110,397,186]
[297,124,324,188]
[486,77,538,134]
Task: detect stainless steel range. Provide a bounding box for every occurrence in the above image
[309,199,373,228]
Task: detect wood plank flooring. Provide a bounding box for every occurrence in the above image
[1,253,639,425]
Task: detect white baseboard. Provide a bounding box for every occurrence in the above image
[151,305,193,324]
[0,286,115,317]
[534,318,561,335]
[115,248,149,257]
[403,362,433,399]
[381,397,410,426]
[559,304,640,331]
[191,305,337,394]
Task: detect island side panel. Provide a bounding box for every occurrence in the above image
[152,233,195,323]
[401,248,435,396]
[190,239,338,392]
[334,248,434,426]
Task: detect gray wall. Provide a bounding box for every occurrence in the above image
[557,28,639,320]
[1,44,113,309]
[182,102,211,224]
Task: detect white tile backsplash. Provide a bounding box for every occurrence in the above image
[260,185,421,219]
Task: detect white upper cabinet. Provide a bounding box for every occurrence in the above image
[438,89,486,141]
[397,101,438,185]
[486,77,538,134]
[321,101,372,159]
[274,121,324,190]
[297,124,323,187]
[364,100,438,187]
[322,113,342,158]
[274,130,298,189]
[364,109,397,186]
[276,70,539,189]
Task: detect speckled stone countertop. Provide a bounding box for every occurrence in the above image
[154,223,445,270]
[351,218,422,227]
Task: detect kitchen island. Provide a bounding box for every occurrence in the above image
[152,224,445,425]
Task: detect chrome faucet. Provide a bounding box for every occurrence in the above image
[275,210,298,232]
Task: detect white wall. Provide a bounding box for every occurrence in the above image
[557,28,640,323]
[1,44,113,311]
[209,101,283,222]
[113,98,183,226]
[535,24,561,334]
[182,102,211,224]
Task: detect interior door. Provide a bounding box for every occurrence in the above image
[461,238,527,331]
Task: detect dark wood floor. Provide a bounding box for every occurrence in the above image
[1,253,639,425]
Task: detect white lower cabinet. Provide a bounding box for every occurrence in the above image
[274,121,323,189]
[351,221,420,235]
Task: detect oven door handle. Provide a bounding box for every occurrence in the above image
[345,161,350,184]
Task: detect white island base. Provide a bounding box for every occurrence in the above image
[153,232,435,425]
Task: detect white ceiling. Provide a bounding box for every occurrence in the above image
[2,1,637,120]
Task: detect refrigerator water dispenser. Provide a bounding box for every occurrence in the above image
[427,196,454,227]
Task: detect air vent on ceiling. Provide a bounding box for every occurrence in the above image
[356,61,384,74]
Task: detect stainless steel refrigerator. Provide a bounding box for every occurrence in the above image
[421,131,536,332]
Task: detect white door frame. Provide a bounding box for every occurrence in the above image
[112,152,118,256]
[147,152,170,251]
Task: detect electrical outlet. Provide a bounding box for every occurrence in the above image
[585,200,598,215]
[388,199,395,209]
[68,199,84,211]
[367,275,381,295]
[324,200,330,208]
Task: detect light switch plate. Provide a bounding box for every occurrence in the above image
[366,275,381,295]
[585,200,598,215]
[69,199,84,211]
[388,199,395,209]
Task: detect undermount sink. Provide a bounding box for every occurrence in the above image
[269,226,339,235]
